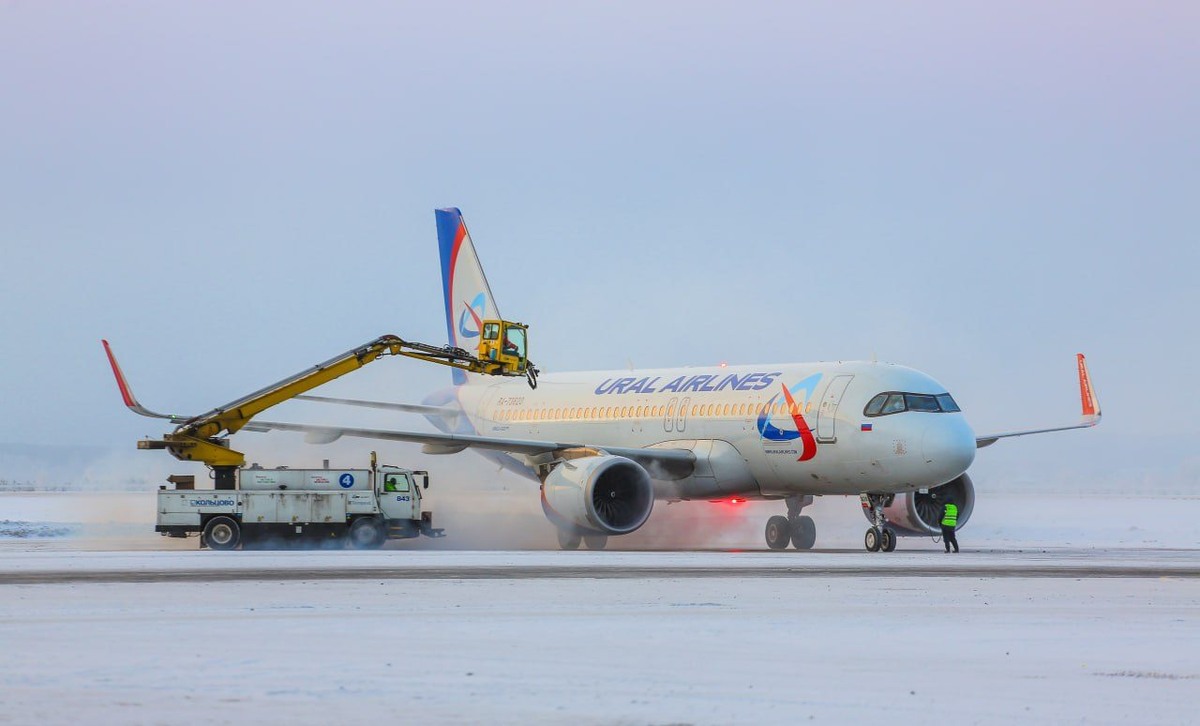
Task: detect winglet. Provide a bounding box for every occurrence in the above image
[102,339,139,409]
[101,340,192,423]
[975,353,1102,448]
[1077,353,1101,424]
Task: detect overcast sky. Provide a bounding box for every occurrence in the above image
[1,2,1196,489]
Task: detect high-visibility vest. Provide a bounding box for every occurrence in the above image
[941,503,958,527]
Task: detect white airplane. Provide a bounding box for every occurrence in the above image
[112,208,1102,552]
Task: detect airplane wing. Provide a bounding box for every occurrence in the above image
[293,394,453,416]
[975,353,1101,448]
[104,339,691,474]
[243,419,696,476]
[102,340,196,425]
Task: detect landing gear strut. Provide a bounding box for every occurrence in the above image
[556,528,582,550]
[861,493,898,553]
[763,495,817,551]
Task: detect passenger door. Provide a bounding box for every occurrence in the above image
[815,375,854,443]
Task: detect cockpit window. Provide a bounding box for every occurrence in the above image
[864,391,961,417]
[881,394,907,415]
[905,394,940,412]
[936,393,960,413]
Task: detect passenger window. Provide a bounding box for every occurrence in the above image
[881,394,907,415]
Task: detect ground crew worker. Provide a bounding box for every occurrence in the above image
[941,498,960,553]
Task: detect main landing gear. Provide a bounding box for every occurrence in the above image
[556,528,608,550]
[764,496,817,551]
[861,493,897,553]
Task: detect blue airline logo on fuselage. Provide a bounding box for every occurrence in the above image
[594,372,782,395]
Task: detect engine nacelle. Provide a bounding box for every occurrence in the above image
[867,474,976,536]
[541,455,654,535]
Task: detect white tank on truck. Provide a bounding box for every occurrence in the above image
[238,468,374,491]
[155,452,444,550]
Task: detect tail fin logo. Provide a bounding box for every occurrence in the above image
[758,373,822,461]
[457,293,487,340]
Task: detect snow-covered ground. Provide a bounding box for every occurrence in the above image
[1,492,1197,724]
[1,554,1197,725]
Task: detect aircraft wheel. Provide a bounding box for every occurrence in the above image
[881,528,897,552]
[347,517,385,549]
[864,526,882,552]
[790,515,817,550]
[556,528,582,550]
[583,535,608,550]
[765,516,792,550]
[204,516,241,551]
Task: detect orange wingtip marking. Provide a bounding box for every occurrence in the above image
[1077,353,1097,417]
[102,340,137,408]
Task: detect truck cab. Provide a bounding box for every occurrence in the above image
[376,466,429,531]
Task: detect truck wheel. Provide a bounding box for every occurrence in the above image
[348,517,385,549]
[203,516,241,551]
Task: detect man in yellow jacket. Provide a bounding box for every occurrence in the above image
[941,498,960,553]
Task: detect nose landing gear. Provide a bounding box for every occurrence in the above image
[763,495,817,551]
[861,493,898,553]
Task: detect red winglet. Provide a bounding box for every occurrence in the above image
[1076,353,1100,419]
[102,339,138,409]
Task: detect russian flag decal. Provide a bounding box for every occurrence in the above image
[861,423,873,432]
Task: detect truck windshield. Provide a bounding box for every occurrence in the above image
[384,474,410,492]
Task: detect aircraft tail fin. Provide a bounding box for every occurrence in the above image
[436,208,501,386]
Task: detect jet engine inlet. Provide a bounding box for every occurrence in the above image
[542,455,655,535]
[874,473,976,536]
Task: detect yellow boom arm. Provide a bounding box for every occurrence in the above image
[105,332,538,481]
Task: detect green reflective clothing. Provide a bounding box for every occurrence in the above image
[941,503,958,527]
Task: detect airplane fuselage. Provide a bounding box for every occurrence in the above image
[450,360,976,500]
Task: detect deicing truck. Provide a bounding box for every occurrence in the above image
[156,453,443,549]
